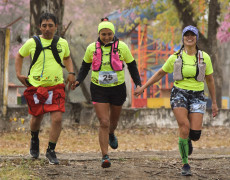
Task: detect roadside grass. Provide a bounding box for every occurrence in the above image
[0,159,42,180]
[0,126,230,179]
[0,126,230,155]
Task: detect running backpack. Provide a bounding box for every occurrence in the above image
[28,35,65,75]
[173,49,206,82]
[92,40,123,71]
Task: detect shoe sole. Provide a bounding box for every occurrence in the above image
[181,172,192,176]
[101,160,111,168]
[110,144,118,149]
[29,151,39,159]
[46,157,59,165]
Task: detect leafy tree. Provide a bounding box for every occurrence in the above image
[123,0,229,108]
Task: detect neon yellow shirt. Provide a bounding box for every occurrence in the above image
[83,41,134,87]
[19,36,70,87]
[162,50,213,91]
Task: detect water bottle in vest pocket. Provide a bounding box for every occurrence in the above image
[111,41,123,71]
[196,62,206,82]
[173,56,183,81]
[196,50,206,82]
[111,52,123,71]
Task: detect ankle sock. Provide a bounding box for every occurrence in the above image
[48,142,56,151]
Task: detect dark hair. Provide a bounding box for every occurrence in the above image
[101,17,109,22]
[39,13,57,26]
[175,44,200,61]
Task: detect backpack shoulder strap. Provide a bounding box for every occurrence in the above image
[28,35,42,75]
[113,39,119,52]
[51,35,65,68]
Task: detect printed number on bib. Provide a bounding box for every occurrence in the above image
[99,71,118,84]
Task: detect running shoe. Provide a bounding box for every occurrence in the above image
[181,164,192,176]
[30,138,39,159]
[101,154,111,168]
[109,133,118,149]
[188,139,193,156]
[46,149,59,165]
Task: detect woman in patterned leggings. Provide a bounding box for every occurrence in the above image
[134,25,218,176]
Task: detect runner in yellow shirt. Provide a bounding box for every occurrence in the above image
[15,12,75,165]
[72,17,142,168]
[134,25,218,176]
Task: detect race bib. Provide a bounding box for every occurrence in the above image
[33,91,53,104]
[98,71,118,84]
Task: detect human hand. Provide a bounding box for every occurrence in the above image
[65,74,76,90]
[17,75,29,87]
[134,86,144,97]
[70,81,80,90]
[212,103,218,117]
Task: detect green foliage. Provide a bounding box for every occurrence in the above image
[122,0,229,44]
[150,1,181,44]
[0,159,40,180]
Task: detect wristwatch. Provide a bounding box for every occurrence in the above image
[68,72,75,75]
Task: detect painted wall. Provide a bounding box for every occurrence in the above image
[1,103,230,132]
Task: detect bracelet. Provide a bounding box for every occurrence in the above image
[68,72,75,75]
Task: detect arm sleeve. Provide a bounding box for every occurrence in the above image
[127,60,142,87]
[76,60,91,84]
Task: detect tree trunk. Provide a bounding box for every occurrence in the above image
[30,0,64,37]
[207,0,222,108]
[173,0,222,108]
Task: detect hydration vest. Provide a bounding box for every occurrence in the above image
[173,49,206,82]
[28,35,65,75]
[92,40,123,71]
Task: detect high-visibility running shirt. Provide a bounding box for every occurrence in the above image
[162,50,213,91]
[83,40,134,87]
[19,36,70,87]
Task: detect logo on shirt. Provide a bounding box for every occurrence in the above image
[57,43,62,53]
[33,76,41,81]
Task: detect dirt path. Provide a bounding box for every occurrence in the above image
[1,147,230,180]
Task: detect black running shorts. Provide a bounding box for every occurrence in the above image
[90,82,127,106]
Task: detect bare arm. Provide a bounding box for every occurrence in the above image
[15,53,29,86]
[134,68,167,97]
[205,74,218,117]
[63,56,76,90]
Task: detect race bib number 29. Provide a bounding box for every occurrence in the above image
[98,71,118,84]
